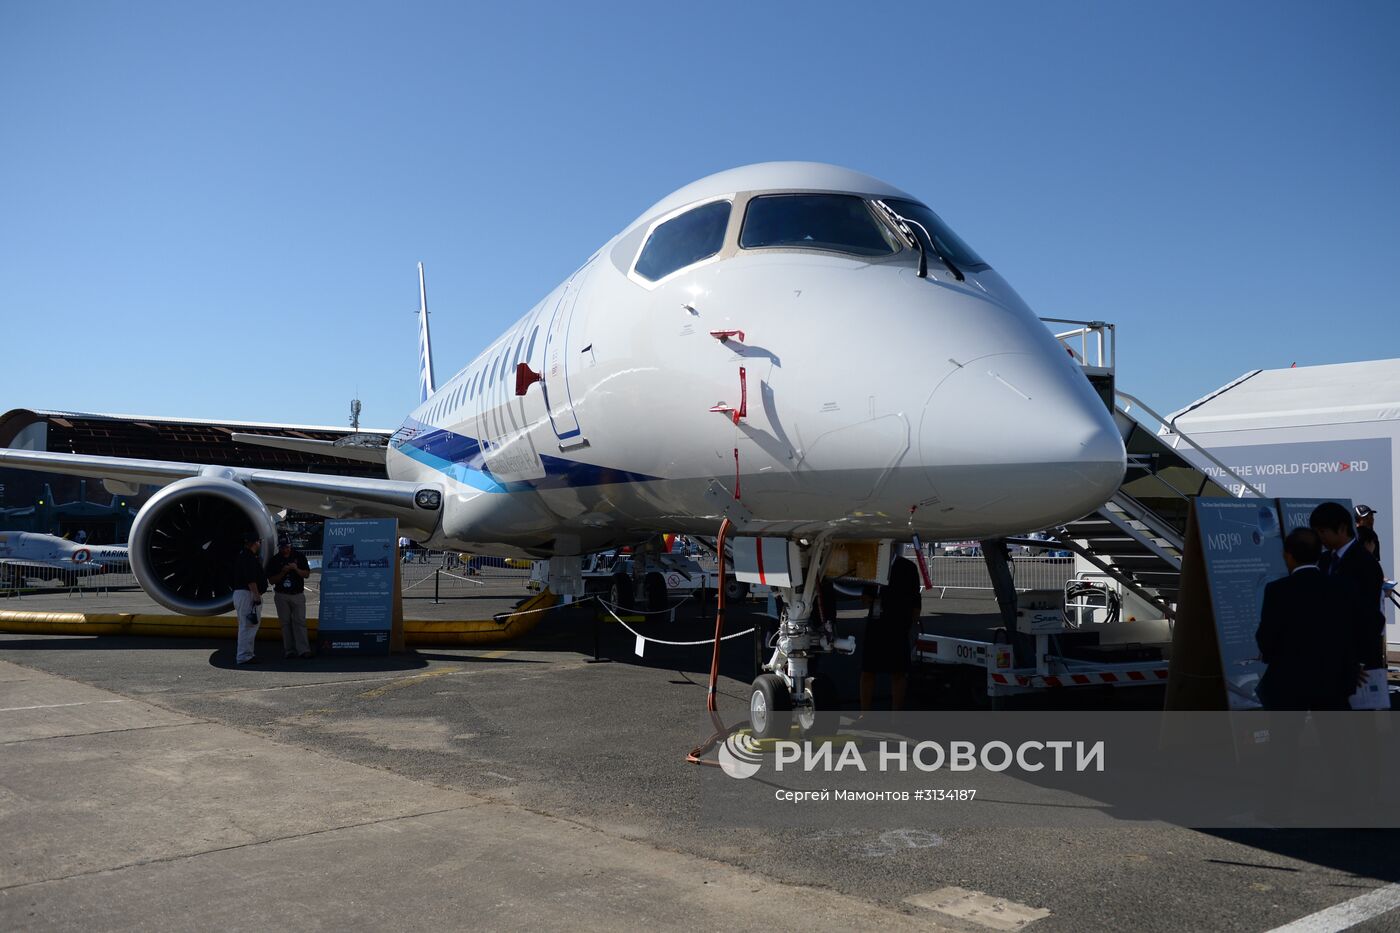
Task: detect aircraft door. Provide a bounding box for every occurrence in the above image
[541,259,595,449]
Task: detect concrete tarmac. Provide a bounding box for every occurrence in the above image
[2,594,1399,931]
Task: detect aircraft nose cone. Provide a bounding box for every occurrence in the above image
[919,353,1125,532]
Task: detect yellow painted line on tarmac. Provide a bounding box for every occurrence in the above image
[477,649,513,660]
[356,667,458,699]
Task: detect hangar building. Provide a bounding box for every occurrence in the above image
[1168,359,1400,642]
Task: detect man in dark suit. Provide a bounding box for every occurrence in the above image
[1311,501,1386,672]
[1256,527,1359,710]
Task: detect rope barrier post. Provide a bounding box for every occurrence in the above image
[434,568,440,605]
[587,600,611,664]
[753,620,762,679]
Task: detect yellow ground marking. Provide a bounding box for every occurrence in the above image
[356,667,458,699]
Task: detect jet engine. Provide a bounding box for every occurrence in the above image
[128,477,277,615]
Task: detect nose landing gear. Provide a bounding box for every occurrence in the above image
[747,538,856,741]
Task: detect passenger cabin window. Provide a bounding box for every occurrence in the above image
[634,200,730,282]
[740,194,896,257]
[883,198,990,271]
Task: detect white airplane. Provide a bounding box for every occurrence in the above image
[0,162,1124,732]
[0,532,129,585]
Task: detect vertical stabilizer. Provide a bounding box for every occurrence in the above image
[416,262,437,403]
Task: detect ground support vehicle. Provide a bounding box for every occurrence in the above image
[914,580,1172,705]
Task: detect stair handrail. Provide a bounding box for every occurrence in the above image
[1116,390,1266,499]
[1104,493,1185,554]
[1042,318,1115,372]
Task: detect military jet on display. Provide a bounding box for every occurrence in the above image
[0,162,1125,733]
[0,531,129,586]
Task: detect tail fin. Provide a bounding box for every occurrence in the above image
[416,261,437,403]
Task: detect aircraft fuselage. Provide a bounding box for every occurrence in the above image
[387,164,1125,557]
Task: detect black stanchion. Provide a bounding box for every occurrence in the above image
[587,605,611,663]
[433,568,440,604]
[753,623,762,679]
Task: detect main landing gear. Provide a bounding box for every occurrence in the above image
[747,538,855,740]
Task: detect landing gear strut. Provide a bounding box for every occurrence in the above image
[747,538,855,740]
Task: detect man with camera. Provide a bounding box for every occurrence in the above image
[266,534,313,659]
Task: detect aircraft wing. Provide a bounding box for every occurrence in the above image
[0,449,440,533]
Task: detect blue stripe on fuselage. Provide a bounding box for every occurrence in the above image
[392,420,659,492]
[398,441,508,493]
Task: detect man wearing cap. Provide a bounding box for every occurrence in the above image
[230,532,269,665]
[1355,505,1380,563]
[266,535,313,659]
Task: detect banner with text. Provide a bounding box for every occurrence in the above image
[318,518,397,655]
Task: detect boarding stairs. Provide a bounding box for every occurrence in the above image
[1029,321,1260,620]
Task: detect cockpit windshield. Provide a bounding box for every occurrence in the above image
[739,194,898,257]
[883,198,989,271]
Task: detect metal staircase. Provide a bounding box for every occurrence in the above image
[1028,321,1262,619]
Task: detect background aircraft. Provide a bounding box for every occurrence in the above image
[0,531,129,586]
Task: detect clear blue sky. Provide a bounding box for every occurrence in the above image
[2,1,1396,429]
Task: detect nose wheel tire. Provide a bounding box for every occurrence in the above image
[796,673,838,737]
[749,673,792,741]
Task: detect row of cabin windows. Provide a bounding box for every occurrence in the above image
[422,323,542,428]
[632,193,987,283]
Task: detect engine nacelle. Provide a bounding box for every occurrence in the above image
[128,477,276,615]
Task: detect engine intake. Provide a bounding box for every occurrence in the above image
[128,477,276,615]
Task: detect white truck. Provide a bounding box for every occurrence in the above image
[529,550,708,611]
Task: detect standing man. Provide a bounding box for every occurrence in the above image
[1311,501,1385,673]
[266,534,312,659]
[231,531,268,665]
[860,554,922,713]
[1355,505,1381,563]
[1256,528,1357,710]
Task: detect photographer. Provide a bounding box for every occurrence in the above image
[231,532,268,665]
[266,534,312,659]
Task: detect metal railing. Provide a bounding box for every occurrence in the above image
[1,550,534,603]
[1116,390,1264,499]
[1042,318,1115,372]
[924,556,1075,596]
[0,558,140,598]
[304,549,531,601]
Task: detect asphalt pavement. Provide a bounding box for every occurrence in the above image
[2,592,1399,931]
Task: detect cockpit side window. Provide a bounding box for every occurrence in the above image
[883,198,990,271]
[633,200,731,282]
[739,194,897,257]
